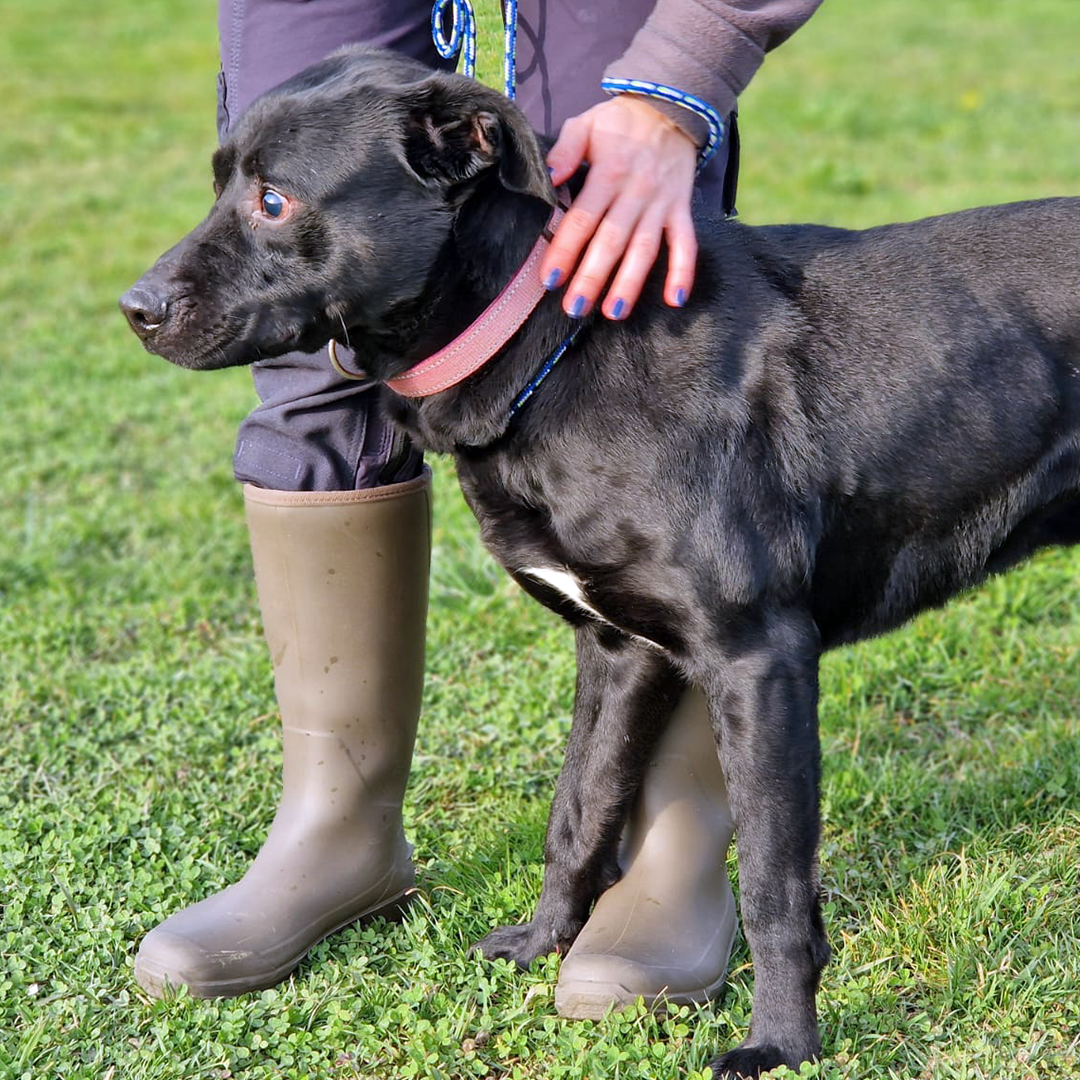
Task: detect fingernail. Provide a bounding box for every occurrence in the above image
[611,298,626,320]
[674,287,687,307]
[544,268,563,290]
[569,294,588,318]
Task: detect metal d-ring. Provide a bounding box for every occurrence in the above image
[327,338,369,381]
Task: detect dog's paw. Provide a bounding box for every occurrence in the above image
[472,922,561,970]
[706,1043,814,1079]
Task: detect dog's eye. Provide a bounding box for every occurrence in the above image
[260,190,287,218]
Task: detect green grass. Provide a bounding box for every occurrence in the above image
[2,0,1078,1077]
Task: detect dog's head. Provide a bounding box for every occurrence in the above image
[120,46,553,370]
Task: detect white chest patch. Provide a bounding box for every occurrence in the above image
[520,566,663,650]
[522,566,606,621]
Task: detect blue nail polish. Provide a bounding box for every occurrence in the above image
[544,268,563,290]
[674,287,688,307]
[611,298,626,319]
[569,294,587,318]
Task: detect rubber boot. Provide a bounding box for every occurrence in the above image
[134,471,431,999]
[554,685,737,1018]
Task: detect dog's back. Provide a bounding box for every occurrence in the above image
[690,199,1080,645]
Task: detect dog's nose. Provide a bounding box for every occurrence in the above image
[119,286,170,336]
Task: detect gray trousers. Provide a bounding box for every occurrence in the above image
[220,0,733,490]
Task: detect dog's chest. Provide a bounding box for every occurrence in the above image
[472,493,668,648]
[457,459,689,652]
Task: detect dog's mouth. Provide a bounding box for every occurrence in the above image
[119,284,322,370]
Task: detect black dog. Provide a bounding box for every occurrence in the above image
[120,46,1080,1077]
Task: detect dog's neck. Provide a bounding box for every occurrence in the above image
[420,181,556,356]
[380,190,569,398]
[356,176,583,451]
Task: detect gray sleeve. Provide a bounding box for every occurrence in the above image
[603,0,824,146]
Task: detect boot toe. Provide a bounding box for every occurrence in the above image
[555,943,727,1019]
[135,919,298,999]
[134,926,225,999]
[555,883,738,1019]
[554,950,656,1019]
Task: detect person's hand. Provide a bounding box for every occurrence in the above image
[542,94,699,320]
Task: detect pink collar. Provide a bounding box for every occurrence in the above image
[328,190,570,397]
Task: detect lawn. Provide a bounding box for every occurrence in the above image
[1,1,1078,1077]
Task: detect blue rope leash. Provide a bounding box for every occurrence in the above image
[431,0,517,99]
[508,325,583,421]
[600,77,725,169]
[430,5,723,165]
[502,0,517,101]
[431,0,477,80]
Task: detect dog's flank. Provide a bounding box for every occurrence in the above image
[120,45,1080,1078]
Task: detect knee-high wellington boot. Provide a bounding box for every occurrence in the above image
[134,471,431,998]
[554,685,737,1018]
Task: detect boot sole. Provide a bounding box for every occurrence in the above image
[135,890,413,1000]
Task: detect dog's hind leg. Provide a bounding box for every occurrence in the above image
[474,624,683,968]
[696,606,830,1079]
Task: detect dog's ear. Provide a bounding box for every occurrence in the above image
[403,79,553,203]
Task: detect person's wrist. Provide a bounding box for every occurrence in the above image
[624,94,708,150]
[599,78,724,168]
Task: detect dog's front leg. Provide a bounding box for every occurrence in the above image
[474,624,683,968]
[700,607,830,1080]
